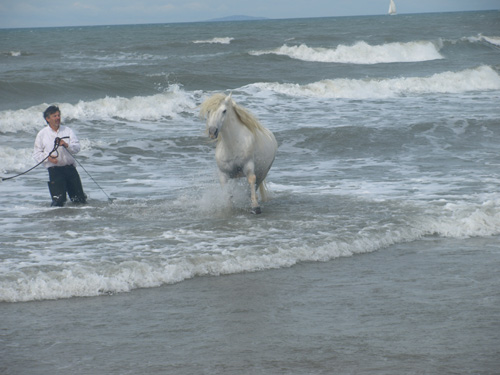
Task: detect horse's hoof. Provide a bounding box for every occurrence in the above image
[251,206,262,215]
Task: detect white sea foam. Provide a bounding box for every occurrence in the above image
[2,196,500,303]
[0,146,34,174]
[62,91,196,123]
[460,34,500,47]
[0,51,22,57]
[245,66,500,99]
[0,85,198,134]
[193,37,234,44]
[250,40,443,64]
[0,106,46,134]
[482,35,500,47]
[64,51,168,68]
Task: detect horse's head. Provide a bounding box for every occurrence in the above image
[200,93,233,140]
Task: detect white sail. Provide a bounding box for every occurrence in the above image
[388,0,397,15]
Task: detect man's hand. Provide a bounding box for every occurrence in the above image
[48,155,58,164]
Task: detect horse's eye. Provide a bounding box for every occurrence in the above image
[222,109,227,114]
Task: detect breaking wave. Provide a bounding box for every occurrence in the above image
[482,35,500,47]
[193,37,234,44]
[1,196,500,302]
[459,34,500,47]
[250,40,444,64]
[245,66,500,99]
[0,85,198,134]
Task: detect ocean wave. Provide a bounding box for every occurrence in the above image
[63,50,168,68]
[0,85,198,134]
[193,37,234,44]
[482,35,500,47]
[0,146,34,174]
[244,66,500,99]
[2,197,500,303]
[250,40,443,64]
[457,34,500,47]
[1,50,22,57]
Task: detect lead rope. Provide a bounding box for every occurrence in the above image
[0,136,66,182]
[70,154,114,202]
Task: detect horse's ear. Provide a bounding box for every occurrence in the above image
[225,92,233,106]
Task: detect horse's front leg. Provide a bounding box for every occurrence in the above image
[218,171,233,208]
[247,173,261,214]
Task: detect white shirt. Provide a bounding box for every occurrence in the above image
[33,125,81,168]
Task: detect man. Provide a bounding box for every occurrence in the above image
[33,105,87,206]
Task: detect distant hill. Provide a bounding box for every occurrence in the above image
[205,15,268,22]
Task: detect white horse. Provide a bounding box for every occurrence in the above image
[200,93,277,214]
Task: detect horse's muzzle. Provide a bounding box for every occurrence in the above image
[209,128,219,139]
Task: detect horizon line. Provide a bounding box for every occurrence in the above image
[1,9,498,30]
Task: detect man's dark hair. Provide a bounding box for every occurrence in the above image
[43,105,60,122]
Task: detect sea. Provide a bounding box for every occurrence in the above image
[1,11,500,375]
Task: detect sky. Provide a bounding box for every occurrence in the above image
[0,0,499,28]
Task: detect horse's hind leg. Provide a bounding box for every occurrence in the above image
[247,173,261,214]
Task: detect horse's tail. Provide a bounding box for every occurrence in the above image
[259,180,269,202]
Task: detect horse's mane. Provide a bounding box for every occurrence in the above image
[200,93,269,136]
[199,93,226,119]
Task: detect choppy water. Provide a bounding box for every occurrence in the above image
[1,11,500,304]
[2,10,500,375]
